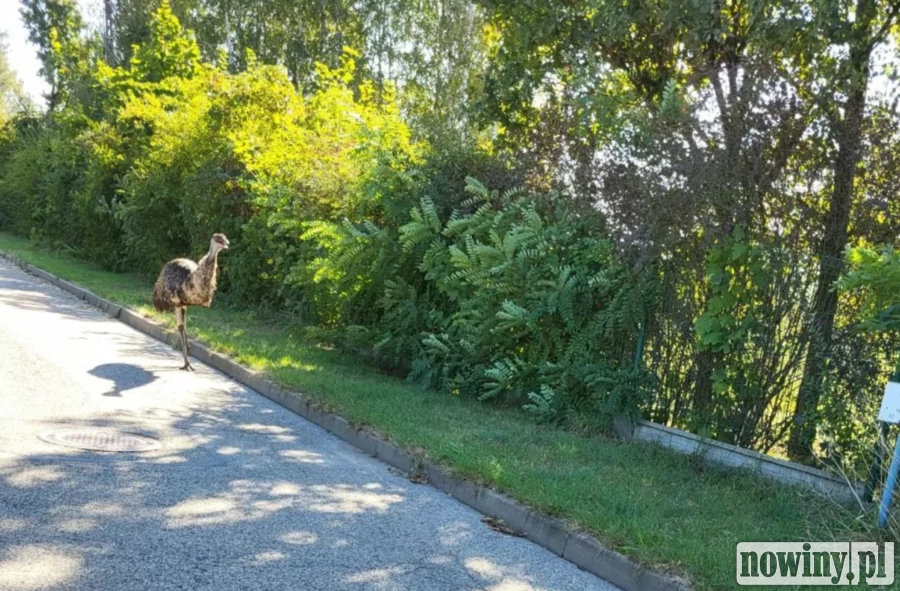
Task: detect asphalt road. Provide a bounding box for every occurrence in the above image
[0,257,621,591]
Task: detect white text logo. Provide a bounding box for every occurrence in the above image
[736,542,894,586]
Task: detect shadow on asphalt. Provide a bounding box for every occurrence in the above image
[89,363,158,397]
[0,382,562,590]
[0,401,515,591]
[0,272,102,319]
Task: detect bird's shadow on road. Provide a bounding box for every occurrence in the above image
[89,363,158,397]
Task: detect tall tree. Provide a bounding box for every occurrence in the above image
[362,0,489,138]
[127,0,199,83]
[97,0,363,85]
[478,0,815,422]
[96,0,488,136]
[787,0,900,459]
[477,0,900,452]
[20,0,85,108]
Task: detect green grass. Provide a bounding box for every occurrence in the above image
[0,231,886,591]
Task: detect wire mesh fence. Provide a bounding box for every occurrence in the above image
[633,245,900,474]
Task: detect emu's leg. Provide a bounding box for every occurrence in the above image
[176,307,194,371]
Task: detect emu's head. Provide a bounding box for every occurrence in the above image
[210,233,231,253]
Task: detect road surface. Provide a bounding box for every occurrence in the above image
[0,257,621,591]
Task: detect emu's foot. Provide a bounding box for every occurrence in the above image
[180,363,195,372]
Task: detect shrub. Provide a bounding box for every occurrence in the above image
[0,3,419,322]
[303,176,653,422]
[402,179,650,418]
[0,114,87,250]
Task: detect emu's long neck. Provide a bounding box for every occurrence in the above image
[194,248,219,289]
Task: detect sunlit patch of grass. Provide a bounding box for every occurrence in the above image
[0,231,882,591]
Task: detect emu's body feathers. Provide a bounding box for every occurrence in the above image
[152,254,218,312]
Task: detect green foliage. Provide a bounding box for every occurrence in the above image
[0,34,29,124]
[20,0,85,107]
[693,229,815,448]
[299,217,401,325]
[299,170,654,422]
[297,135,516,337]
[0,114,86,249]
[389,179,651,419]
[128,0,201,83]
[839,245,900,333]
[101,0,490,139]
[695,228,768,355]
[1,3,418,315]
[822,244,900,464]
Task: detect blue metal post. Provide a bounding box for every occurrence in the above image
[864,422,889,503]
[878,365,900,528]
[877,434,900,528]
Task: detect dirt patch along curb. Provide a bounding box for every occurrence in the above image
[0,250,692,591]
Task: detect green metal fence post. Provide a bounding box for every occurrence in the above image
[633,323,645,372]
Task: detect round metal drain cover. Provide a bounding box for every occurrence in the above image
[39,429,161,452]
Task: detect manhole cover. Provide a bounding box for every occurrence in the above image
[38,429,161,452]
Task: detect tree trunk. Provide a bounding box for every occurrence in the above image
[787,0,876,459]
[693,345,717,426]
[104,0,116,64]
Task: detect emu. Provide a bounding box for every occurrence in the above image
[152,233,230,371]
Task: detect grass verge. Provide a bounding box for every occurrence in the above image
[0,231,885,591]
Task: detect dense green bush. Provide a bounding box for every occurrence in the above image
[74,120,128,269]
[401,179,651,418]
[302,177,653,422]
[0,3,650,431]
[0,114,86,249]
[0,4,419,316]
[296,140,523,327]
[840,245,900,333]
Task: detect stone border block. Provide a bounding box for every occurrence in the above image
[524,513,569,556]
[424,463,480,509]
[372,439,414,473]
[634,420,864,504]
[565,533,640,589]
[563,533,691,591]
[352,429,383,458]
[28,265,58,285]
[57,278,86,299]
[118,308,153,334]
[472,488,532,533]
[83,290,103,308]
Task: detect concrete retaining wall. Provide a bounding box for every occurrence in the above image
[633,420,865,504]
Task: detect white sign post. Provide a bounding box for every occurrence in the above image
[878,382,900,424]
[878,382,900,528]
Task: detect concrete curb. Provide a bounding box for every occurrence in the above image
[0,250,692,591]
